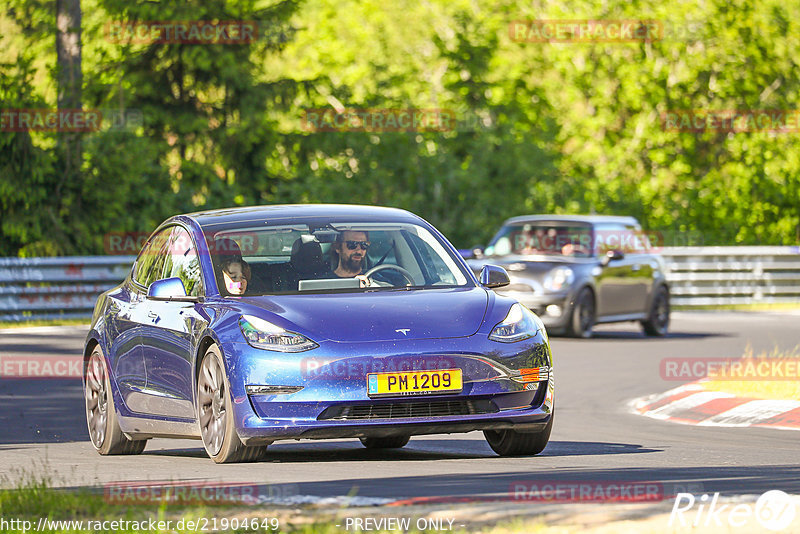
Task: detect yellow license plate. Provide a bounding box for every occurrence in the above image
[367,369,463,397]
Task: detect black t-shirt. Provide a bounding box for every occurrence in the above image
[323,267,362,279]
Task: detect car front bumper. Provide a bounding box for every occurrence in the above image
[218,334,554,444]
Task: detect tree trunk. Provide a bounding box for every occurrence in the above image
[56,0,81,110]
[55,0,82,191]
[55,0,82,239]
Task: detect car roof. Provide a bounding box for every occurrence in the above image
[182,204,423,228]
[501,214,640,226]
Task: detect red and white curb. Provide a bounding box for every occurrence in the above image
[629,381,800,431]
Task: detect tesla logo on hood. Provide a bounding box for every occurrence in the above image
[395,328,411,336]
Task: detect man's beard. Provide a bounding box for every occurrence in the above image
[342,255,363,273]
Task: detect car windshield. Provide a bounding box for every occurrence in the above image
[206,221,471,296]
[485,223,594,258]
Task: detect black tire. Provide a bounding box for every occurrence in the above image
[484,415,553,456]
[84,346,147,455]
[197,344,267,463]
[568,288,595,338]
[642,285,670,336]
[359,435,411,449]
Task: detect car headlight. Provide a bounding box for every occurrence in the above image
[239,314,318,352]
[489,303,543,343]
[543,266,574,291]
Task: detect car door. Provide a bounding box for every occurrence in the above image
[595,223,651,317]
[624,224,655,315]
[111,228,172,413]
[139,226,205,419]
[594,223,637,317]
[104,285,146,412]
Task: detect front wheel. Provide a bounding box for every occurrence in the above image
[197,344,266,463]
[84,346,147,455]
[642,285,670,336]
[484,415,553,456]
[568,288,595,338]
[359,435,410,449]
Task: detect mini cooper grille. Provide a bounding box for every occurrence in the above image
[318,400,498,421]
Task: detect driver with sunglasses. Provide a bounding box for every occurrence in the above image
[329,230,371,280]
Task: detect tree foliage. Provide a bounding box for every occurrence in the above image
[1,0,799,256]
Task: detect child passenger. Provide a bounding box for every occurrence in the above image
[221,258,250,295]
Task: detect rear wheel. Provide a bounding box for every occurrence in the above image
[359,436,410,449]
[484,415,553,457]
[642,285,670,336]
[84,346,147,455]
[197,344,266,463]
[568,288,595,338]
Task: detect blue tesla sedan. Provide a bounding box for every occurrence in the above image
[83,205,554,463]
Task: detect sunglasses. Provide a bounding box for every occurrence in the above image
[345,240,371,250]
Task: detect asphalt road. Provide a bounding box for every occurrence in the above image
[0,312,798,501]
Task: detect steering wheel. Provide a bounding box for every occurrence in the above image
[363,264,417,286]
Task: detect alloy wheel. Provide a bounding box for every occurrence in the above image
[85,351,109,448]
[198,354,228,456]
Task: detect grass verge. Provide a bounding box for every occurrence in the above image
[0,474,471,534]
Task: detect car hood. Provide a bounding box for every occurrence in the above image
[238,287,489,343]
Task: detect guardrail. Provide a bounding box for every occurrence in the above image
[660,246,800,306]
[0,247,798,322]
[0,256,135,322]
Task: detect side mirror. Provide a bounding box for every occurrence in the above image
[479,265,511,289]
[601,249,625,266]
[147,277,194,301]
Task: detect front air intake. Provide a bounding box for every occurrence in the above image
[318,399,498,421]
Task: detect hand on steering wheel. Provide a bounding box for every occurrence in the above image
[363,264,417,286]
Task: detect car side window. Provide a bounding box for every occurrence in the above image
[407,234,456,285]
[594,223,648,255]
[593,223,626,256]
[132,228,172,289]
[163,227,204,297]
[626,224,649,253]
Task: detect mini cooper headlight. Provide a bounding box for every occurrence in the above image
[239,315,318,352]
[543,266,575,292]
[489,303,543,343]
